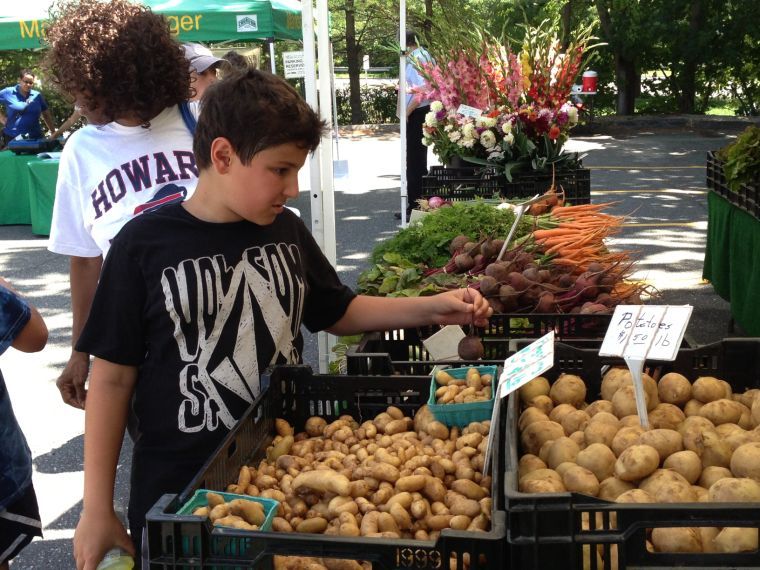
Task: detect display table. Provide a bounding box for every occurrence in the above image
[0,150,36,225]
[703,191,760,335]
[26,158,59,236]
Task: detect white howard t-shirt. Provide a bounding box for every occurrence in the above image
[48,104,199,258]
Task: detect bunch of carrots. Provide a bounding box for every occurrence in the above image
[532,202,630,274]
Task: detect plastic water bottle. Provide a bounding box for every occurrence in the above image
[96,548,134,570]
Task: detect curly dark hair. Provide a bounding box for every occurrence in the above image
[194,69,326,170]
[43,0,190,124]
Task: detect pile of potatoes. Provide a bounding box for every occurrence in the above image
[433,367,493,404]
[218,406,492,570]
[517,368,760,556]
[192,491,267,530]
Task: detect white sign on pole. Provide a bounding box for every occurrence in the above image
[282,51,306,79]
[362,54,370,72]
[456,104,483,118]
[599,305,692,428]
[483,332,555,473]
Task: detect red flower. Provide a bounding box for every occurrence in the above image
[549,125,561,140]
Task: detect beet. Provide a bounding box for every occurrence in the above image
[538,269,552,283]
[484,263,509,283]
[596,292,614,307]
[507,271,529,292]
[557,273,574,289]
[519,286,541,308]
[488,297,506,313]
[479,275,499,297]
[522,266,540,283]
[580,303,610,315]
[462,242,479,255]
[454,254,475,272]
[458,336,485,360]
[491,239,505,257]
[499,285,518,311]
[449,234,470,255]
[587,261,605,274]
[535,292,556,313]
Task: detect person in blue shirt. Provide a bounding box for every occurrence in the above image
[0,69,57,149]
[0,277,48,570]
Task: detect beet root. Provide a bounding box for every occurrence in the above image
[458,336,485,360]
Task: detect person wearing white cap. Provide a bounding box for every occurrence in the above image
[182,43,224,101]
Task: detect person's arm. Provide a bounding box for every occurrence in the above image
[0,109,6,127]
[327,288,493,336]
[73,358,137,570]
[0,276,48,352]
[50,110,82,140]
[42,108,56,136]
[57,255,103,409]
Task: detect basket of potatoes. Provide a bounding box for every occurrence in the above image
[428,365,497,427]
[179,489,279,532]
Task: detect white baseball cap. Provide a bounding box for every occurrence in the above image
[182,43,223,74]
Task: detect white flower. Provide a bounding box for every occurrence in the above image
[431,101,444,112]
[488,150,505,161]
[444,124,453,132]
[422,137,432,146]
[482,116,497,128]
[567,106,579,124]
[502,121,512,134]
[448,130,462,142]
[504,132,515,146]
[424,112,437,127]
[459,138,475,148]
[480,130,497,149]
[462,123,476,139]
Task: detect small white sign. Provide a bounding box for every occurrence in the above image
[599,305,692,361]
[236,14,259,33]
[362,54,370,72]
[456,104,483,118]
[282,51,306,79]
[483,332,555,473]
[422,325,465,361]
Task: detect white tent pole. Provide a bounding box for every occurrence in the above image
[301,0,332,372]
[316,0,338,372]
[269,40,277,74]
[399,1,408,228]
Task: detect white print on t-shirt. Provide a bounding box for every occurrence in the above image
[161,242,306,433]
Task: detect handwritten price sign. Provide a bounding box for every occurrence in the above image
[599,305,692,360]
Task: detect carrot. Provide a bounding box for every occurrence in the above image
[532,228,579,240]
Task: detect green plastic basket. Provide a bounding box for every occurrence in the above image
[428,365,498,427]
[178,489,278,532]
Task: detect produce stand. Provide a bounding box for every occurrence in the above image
[703,152,760,335]
[146,365,506,569]
[502,339,760,569]
[421,165,591,205]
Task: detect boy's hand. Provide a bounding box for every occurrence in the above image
[57,351,90,409]
[432,288,493,328]
[74,508,134,570]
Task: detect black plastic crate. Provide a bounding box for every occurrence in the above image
[422,165,591,205]
[706,151,760,221]
[146,365,507,569]
[346,313,613,376]
[502,339,760,569]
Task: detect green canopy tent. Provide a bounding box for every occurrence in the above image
[0,0,302,51]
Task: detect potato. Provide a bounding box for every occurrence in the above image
[584,400,613,417]
[611,426,645,457]
[651,527,702,553]
[638,429,683,461]
[708,477,760,502]
[616,488,655,503]
[521,420,565,456]
[544,437,580,470]
[600,367,630,401]
[518,407,550,432]
[519,376,551,404]
[699,466,733,490]
[576,443,616,482]
[753,395,760,428]
[700,430,733,470]
[293,470,351,497]
[549,374,586,407]
[657,372,692,406]
[713,527,759,553]
[569,431,585,449]
[683,399,704,417]
[583,421,618,448]
[614,445,660,481]
[648,404,686,430]
[692,486,709,502]
[305,417,328,437]
[561,465,599,496]
[518,454,548,479]
[730,441,760,479]
[612,385,649,418]
[663,450,702,484]
[519,468,565,493]
[549,403,578,424]
[739,389,760,409]
[652,480,696,503]
[692,377,726,403]
[698,398,745,425]
[639,469,690,496]
[597,477,635,501]
[527,395,554,416]
[699,527,720,552]
[561,410,590,436]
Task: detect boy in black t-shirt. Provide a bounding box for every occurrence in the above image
[73,69,493,568]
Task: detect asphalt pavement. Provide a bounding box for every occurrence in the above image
[0,117,750,568]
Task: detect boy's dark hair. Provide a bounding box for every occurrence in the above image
[44,0,190,125]
[18,69,35,79]
[194,69,327,170]
[406,30,419,46]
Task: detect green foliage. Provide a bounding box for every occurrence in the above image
[370,201,532,267]
[717,126,760,192]
[335,84,398,125]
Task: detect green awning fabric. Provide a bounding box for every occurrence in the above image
[703,191,760,336]
[0,0,302,51]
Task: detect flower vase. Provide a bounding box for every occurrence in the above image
[444,154,467,169]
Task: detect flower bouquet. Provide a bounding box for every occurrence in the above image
[414,21,598,181]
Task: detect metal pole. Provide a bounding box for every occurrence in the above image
[269,40,277,74]
[399,1,408,228]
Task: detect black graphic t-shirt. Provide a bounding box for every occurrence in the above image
[77,203,355,525]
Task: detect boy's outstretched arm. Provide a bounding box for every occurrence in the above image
[327,288,492,336]
[0,276,48,352]
[74,358,137,570]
